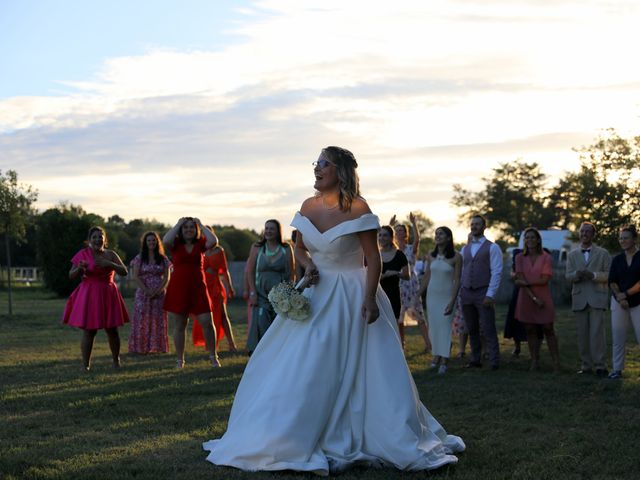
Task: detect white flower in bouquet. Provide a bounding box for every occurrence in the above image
[268,281,311,321]
[276,298,291,312]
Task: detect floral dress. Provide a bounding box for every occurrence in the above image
[128,254,170,353]
[399,246,426,325]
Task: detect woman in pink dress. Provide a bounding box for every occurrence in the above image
[514,227,560,372]
[128,231,171,354]
[63,226,129,371]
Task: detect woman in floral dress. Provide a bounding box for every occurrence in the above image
[128,231,171,354]
[391,213,431,351]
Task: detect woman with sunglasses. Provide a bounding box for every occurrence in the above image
[204,147,464,475]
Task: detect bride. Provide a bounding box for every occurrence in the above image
[203,146,465,474]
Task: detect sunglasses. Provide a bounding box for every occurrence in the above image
[312,158,334,169]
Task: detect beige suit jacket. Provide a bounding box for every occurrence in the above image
[565,245,611,311]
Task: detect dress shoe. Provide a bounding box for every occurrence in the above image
[595,368,609,377]
[464,361,482,369]
[607,370,622,379]
[576,368,593,375]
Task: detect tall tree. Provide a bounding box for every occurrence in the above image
[36,203,104,296]
[0,170,38,315]
[451,160,556,243]
[549,129,640,251]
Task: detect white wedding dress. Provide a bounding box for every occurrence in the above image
[203,213,465,474]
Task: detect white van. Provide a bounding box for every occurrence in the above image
[517,229,578,265]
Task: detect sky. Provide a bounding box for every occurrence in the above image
[1,0,640,242]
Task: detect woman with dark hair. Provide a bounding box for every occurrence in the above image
[192,226,238,353]
[163,217,220,368]
[607,225,640,379]
[245,219,294,353]
[420,226,461,374]
[514,227,559,372]
[128,231,171,354]
[204,146,464,474]
[378,225,409,324]
[63,226,129,370]
[391,214,431,352]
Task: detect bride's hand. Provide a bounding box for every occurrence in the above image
[304,262,319,285]
[362,296,379,324]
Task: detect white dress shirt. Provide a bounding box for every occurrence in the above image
[460,236,503,299]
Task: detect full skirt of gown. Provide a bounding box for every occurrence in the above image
[203,213,464,474]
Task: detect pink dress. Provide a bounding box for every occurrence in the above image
[128,254,170,353]
[515,252,555,325]
[62,247,130,329]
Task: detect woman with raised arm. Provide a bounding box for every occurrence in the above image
[203,146,464,475]
[390,213,431,351]
[378,225,409,323]
[163,217,220,368]
[63,226,129,371]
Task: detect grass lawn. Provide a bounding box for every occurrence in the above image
[1,287,639,480]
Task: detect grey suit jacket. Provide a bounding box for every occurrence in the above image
[565,245,611,311]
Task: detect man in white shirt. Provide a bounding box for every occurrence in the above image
[459,215,503,370]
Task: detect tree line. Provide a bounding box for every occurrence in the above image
[0,196,260,298]
[451,129,640,251]
[2,129,638,304]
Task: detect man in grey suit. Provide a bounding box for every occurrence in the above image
[565,222,611,376]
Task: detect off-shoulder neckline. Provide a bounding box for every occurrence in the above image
[294,212,378,235]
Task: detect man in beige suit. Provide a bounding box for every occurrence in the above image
[565,222,611,376]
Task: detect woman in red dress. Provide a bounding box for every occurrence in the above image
[192,229,238,352]
[163,217,220,368]
[514,227,560,372]
[63,226,129,371]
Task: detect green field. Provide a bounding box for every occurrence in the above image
[1,288,639,479]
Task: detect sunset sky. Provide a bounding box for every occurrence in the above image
[2,0,639,241]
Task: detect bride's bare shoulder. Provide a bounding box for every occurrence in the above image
[300,196,320,216]
[347,197,372,219]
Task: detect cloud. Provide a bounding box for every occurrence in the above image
[1,0,639,239]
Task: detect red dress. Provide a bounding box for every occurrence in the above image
[192,249,229,347]
[163,237,212,315]
[62,247,130,329]
[515,252,555,325]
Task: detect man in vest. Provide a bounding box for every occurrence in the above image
[460,214,503,370]
[565,222,610,376]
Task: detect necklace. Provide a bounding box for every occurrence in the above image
[321,195,339,210]
[265,244,280,257]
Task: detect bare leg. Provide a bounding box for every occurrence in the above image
[525,324,540,371]
[81,329,98,370]
[419,321,431,352]
[105,327,121,367]
[458,333,468,358]
[220,300,238,352]
[171,313,188,367]
[543,324,561,372]
[196,312,220,367]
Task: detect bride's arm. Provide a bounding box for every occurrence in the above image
[358,229,381,324]
[294,231,319,284]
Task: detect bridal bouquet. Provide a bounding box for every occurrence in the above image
[268,280,311,321]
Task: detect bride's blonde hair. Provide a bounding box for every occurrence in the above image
[322,146,360,212]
